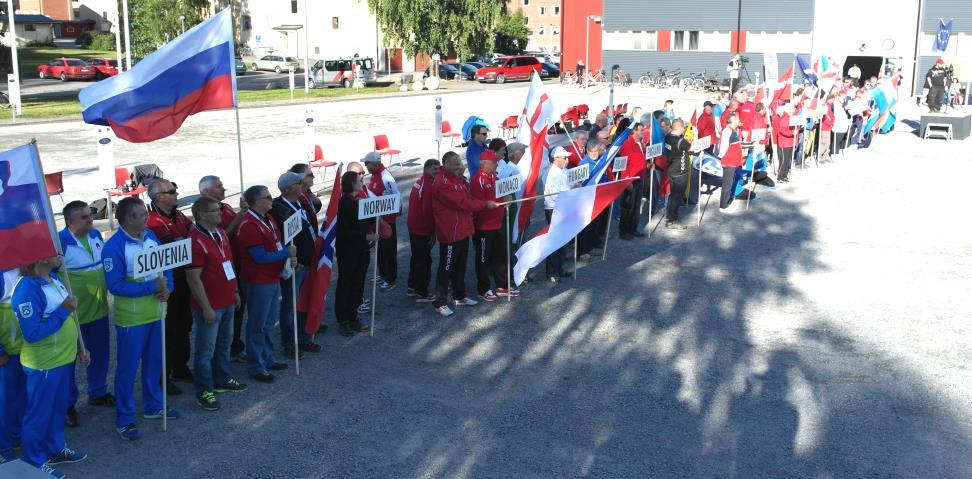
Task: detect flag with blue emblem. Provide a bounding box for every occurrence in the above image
[796,54,817,85]
[298,164,342,334]
[0,142,58,269]
[582,121,632,186]
[934,19,953,52]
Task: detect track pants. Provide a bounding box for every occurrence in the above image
[69,316,110,404]
[22,363,71,466]
[114,321,164,428]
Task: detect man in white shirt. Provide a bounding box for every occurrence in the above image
[848,64,862,87]
[542,147,571,282]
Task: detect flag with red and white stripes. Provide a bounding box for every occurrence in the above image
[513,73,555,243]
[298,164,341,334]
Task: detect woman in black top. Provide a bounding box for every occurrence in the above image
[335,171,376,336]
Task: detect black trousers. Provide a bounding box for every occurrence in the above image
[834,132,848,155]
[928,86,944,111]
[434,238,469,307]
[776,146,794,181]
[544,210,565,277]
[474,229,507,294]
[720,166,739,209]
[377,221,397,284]
[231,284,246,356]
[666,174,689,222]
[618,178,643,235]
[166,276,192,376]
[407,233,433,297]
[335,246,369,326]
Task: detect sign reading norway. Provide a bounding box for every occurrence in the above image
[133,238,192,279]
[358,194,401,220]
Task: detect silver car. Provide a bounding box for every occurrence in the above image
[250,55,300,74]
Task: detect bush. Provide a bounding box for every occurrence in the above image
[89,32,116,51]
[75,31,93,48]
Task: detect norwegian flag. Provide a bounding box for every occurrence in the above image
[513,73,555,243]
[297,164,341,334]
[771,62,795,110]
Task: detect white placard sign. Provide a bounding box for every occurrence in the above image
[495,174,521,197]
[132,239,192,279]
[750,129,767,142]
[7,74,21,114]
[567,163,590,185]
[358,194,401,220]
[691,136,712,153]
[434,97,443,142]
[612,156,628,173]
[283,212,302,244]
[645,143,664,158]
[763,52,779,86]
[789,114,807,127]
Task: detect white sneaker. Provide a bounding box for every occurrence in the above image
[454,297,478,307]
[435,305,454,317]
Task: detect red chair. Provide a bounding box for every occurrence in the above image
[500,115,519,138]
[373,134,402,168]
[308,145,337,181]
[441,121,462,146]
[110,167,147,197]
[44,171,65,205]
[576,104,590,119]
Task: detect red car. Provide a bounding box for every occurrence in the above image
[86,58,119,80]
[475,56,541,84]
[37,57,96,81]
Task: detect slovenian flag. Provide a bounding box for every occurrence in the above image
[298,165,342,335]
[582,121,632,186]
[512,178,634,285]
[0,142,58,269]
[796,54,817,85]
[79,9,236,143]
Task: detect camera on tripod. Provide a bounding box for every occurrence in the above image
[739,56,750,64]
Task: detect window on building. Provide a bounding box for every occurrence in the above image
[633,31,656,51]
[314,47,320,54]
[525,17,529,25]
[25,24,36,31]
[538,26,545,35]
[672,31,699,51]
[688,31,699,50]
[553,6,560,15]
[291,0,297,13]
[538,6,545,15]
[673,31,684,50]
[332,17,339,29]
[242,15,251,30]
[552,26,560,35]
[523,0,529,4]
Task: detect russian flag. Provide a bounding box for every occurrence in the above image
[79,9,236,143]
[297,165,342,335]
[0,143,58,270]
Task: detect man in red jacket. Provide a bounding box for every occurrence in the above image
[772,103,796,182]
[617,122,646,239]
[406,159,440,303]
[470,151,508,302]
[147,178,193,395]
[697,102,717,154]
[364,153,400,292]
[430,151,498,317]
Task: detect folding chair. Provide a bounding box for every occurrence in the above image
[373,134,402,168]
[441,121,462,146]
[44,171,65,206]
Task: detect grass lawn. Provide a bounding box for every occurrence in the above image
[237,84,403,102]
[11,98,82,119]
[18,47,116,76]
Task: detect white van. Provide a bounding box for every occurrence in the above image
[307,57,377,88]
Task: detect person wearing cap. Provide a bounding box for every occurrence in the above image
[272,171,321,357]
[289,164,322,228]
[466,124,490,178]
[926,59,947,113]
[543,147,572,282]
[407,159,440,303]
[470,150,509,301]
[185,196,247,412]
[429,151,498,317]
[617,122,647,240]
[237,185,296,384]
[363,152,401,293]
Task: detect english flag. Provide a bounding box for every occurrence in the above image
[513,73,555,243]
[512,178,634,285]
[298,165,342,334]
[79,9,236,142]
[0,142,58,270]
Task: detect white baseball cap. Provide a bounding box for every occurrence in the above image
[550,146,570,159]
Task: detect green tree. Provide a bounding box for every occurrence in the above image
[366,0,503,59]
[130,0,209,57]
[493,8,529,55]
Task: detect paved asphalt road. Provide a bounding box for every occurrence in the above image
[1,86,970,478]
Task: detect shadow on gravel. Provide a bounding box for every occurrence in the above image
[379,193,972,478]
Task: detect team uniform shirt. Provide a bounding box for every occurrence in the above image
[737,101,756,131]
[543,165,570,210]
[236,210,287,285]
[58,228,109,325]
[470,170,503,231]
[0,269,23,356]
[664,134,692,177]
[147,203,192,278]
[719,128,744,168]
[12,272,78,371]
[187,226,237,310]
[430,169,491,243]
[618,136,648,180]
[218,202,237,231]
[366,164,400,222]
[697,111,717,147]
[299,191,321,233]
[102,228,175,327]
[773,112,796,148]
[407,173,436,236]
[566,141,584,168]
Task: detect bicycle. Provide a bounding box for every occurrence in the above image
[638,72,655,88]
[661,69,681,89]
[586,70,605,85]
[613,69,630,87]
[561,71,577,86]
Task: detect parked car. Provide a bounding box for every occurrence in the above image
[37,58,96,81]
[250,55,300,73]
[424,64,466,80]
[234,57,247,75]
[458,63,479,79]
[475,56,541,83]
[86,58,118,80]
[464,61,486,69]
[539,62,561,78]
[307,57,376,88]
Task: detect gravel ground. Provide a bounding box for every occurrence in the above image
[2,88,972,478]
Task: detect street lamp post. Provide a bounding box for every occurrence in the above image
[179,15,185,34]
[585,15,602,87]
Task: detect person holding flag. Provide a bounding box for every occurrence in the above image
[664,119,693,229]
[577,139,607,256]
[296,166,343,337]
[0,268,25,464]
[13,257,89,477]
[185,196,248,412]
[334,171,376,336]
[364,153,401,293]
[617,122,647,240]
[470,150,507,301]
[59,200,113,429]
[698,102,717,154]
[406,160,440,303]
[773,103,796,183]
[543,147,572,283]
[103,197,179,441]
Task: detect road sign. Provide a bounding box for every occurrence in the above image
[97,131,114,189]
[7,74,21,115]
[283,212,301,244]
[495,174,521,197]
[645,143,663,158]
[567,163,590,185]
[132,239,192,279]
[434,97,442,142]
[612,156,628,173]
[691,136,711,153]
[358,194,401,220]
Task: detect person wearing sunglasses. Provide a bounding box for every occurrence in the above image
[465,124,491,178]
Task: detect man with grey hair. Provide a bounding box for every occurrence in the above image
[590,113,609,138]
[500,142,526,179]
[566,130,588,167]
[146,178,194,395]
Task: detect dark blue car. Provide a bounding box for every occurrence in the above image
[540,62,560,78]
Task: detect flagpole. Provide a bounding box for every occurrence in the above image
[235,105,244,194]
[122,0,132,71]
[496,177,630,206]
[290,238,300,375]
[646,163,654,238]
[505,205,512,302]
[601,172,619,261]
[697,152,703,226]
[159,301,167,431]
[370,216,378,337]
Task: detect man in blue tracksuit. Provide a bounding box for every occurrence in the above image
[0,268,25,464]
[102,197,178,441]
[59,201,114,427]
